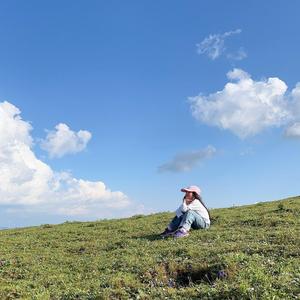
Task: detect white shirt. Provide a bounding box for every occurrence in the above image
[175,199,210,225]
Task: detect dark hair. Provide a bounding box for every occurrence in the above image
[193,192,211,220]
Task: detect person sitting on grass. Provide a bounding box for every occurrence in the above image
[160,185,210,239]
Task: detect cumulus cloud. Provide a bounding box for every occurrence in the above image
[188,68,300,139]
[0,101,134,218]
[40,123,92,158]
[284,83,300,138]
[158,145,216,173]
[196,29,246,60]
[284,122,300,138]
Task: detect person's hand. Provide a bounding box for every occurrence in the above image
[184,197,194,205]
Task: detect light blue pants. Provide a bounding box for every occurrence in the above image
[168,210,209,232]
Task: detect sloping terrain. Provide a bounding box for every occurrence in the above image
[0,196,299,299]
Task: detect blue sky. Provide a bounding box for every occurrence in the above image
[0,1,300,228]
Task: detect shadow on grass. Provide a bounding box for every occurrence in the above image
[140,261,234,289]
[132,234,163,241]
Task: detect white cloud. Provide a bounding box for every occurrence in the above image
[227,47,247,61]
[196,29,245,60]
[290,83,300,115]
[188,68,298,139]
[158,145,216,173]
[286,83,300,137]
[0,101,136,218]
[40,123,92,158]
[284,122,300,138]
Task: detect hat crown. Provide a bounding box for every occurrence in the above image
[181,185,201,195]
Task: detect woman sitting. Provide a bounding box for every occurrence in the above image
[160,185,210,239]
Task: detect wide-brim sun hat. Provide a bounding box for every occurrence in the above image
[181,185,201,197]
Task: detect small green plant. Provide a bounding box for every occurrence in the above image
[277,203,285,211]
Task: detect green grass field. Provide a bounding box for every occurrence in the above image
[0,196,299,299]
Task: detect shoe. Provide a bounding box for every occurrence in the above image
[173,228,189,239]
[159,228,175,238]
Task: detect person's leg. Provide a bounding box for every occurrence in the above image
[167,215,183,231]
[179,210,206,232]
[160,215,183,238]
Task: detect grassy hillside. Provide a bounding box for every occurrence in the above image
[0,196,299,300]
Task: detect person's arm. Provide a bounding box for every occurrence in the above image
[175,199,190,217]
[181,199,189,212]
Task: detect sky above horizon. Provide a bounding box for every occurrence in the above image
[1,1,300,228]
